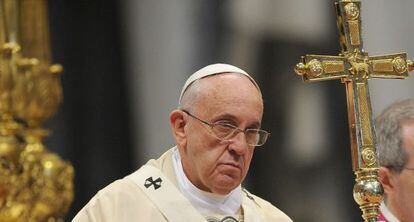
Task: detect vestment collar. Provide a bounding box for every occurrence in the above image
[380,201,400,222]
[172,147,242,217]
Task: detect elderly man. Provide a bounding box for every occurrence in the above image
[376,99,414,222]
[73,64,292,222]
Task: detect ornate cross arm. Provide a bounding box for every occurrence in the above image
[294,55,348,82]
[295,53,413,82]
[293,1,413,221]
[370,53,412,79]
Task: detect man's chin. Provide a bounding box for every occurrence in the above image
[211,175,240,195]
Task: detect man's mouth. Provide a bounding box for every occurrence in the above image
[220,162,241,170]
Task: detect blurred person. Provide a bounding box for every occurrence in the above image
[72,64,292,222]
[376,99,414,222]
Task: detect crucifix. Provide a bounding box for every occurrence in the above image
[294,1,413,221]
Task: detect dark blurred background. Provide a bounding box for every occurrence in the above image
[45,0,414,221]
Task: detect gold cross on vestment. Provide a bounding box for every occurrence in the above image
[293,1,413,221]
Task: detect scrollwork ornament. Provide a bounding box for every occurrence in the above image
[362,148,377,167]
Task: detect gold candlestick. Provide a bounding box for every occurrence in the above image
[0,0,74,221]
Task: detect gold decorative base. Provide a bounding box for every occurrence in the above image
[353,168,383,222]
[0,123,73,222]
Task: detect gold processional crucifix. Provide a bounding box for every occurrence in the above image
[294,1,413,221]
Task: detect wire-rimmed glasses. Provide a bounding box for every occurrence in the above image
[182,110,270,146]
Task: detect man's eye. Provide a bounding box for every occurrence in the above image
[215,120,235,125]
[215,122,236,128]
[214,124,236,133]
[222,124,236,129]
[212,124,235,137]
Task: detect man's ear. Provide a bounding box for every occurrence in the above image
[169,109,187,149]
[379,166,395,195]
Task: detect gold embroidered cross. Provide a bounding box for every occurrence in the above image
[294,1,413,221]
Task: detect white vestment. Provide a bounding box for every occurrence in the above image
[72,148,292,222]
[379,201,400,222]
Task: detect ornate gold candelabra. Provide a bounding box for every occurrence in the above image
[0,0,74,221]
[294,1,413,221]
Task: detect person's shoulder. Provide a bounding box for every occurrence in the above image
[78,173,143,208]
[72,149,176,222]
[72,171,159,222]
[242,188,293,222]
[94,174,140,199]
[146,147,175,168]
[91,147,175,201]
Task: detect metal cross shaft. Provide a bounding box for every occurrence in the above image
[293,1,413,221]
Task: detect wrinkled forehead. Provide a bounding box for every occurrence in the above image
[179,63,261,104]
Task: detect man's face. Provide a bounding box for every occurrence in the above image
[393,120,414,221]
[180,73,263,195]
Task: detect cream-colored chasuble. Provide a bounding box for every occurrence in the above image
[128,165,206,221]
[72,148,292,222]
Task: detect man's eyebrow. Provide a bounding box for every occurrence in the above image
[246,121,261,129]
[212,113,237,122]
[249,122,261,129]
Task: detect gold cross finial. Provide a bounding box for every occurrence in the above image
[293,1,412,221]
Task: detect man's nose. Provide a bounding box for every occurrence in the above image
[228,131,249,155]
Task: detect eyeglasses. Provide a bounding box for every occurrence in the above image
[182,110,270,146]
